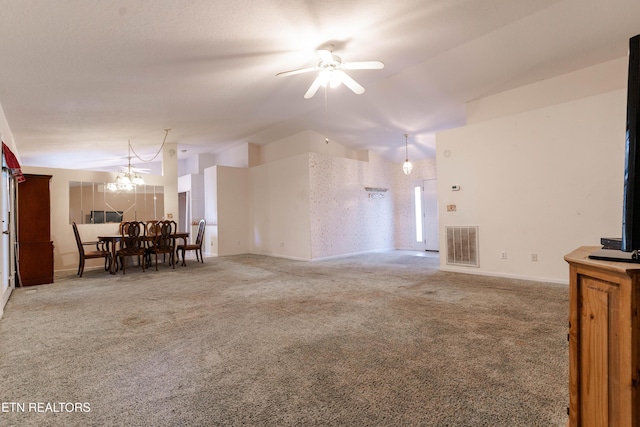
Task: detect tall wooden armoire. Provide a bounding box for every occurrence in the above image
[17,174,53,286]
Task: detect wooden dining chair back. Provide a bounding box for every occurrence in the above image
[119,221,130,235]
[72,222,111,277]
[117,220,147,274]
[146,220,176,270]
[177,219,206,266]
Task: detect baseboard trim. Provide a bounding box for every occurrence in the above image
[246,251,310,261]
[311,248,395,262]
[438,266,568,285]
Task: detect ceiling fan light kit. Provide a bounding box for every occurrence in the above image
[277,46,384,99]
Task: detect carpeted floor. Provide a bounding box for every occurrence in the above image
[0,251,568,426]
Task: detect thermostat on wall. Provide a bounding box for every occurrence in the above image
[451,185,461,191]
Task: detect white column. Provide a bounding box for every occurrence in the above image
[162,142,179,223]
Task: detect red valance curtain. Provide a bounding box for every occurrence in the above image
[2,142,25,183]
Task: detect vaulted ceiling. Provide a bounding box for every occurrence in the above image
[0,0,638,171]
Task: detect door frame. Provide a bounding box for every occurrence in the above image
[1,157,17,313]
[412,179,439,252]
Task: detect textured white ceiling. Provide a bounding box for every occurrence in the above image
[0,0,638,170]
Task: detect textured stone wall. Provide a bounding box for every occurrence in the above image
[308,152,394,259]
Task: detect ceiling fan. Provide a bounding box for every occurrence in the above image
[277,46,384,99]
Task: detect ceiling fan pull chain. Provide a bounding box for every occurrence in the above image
[324,85,329,144]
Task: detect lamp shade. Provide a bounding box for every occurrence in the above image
[403,160,413,175]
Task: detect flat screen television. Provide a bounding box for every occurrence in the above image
[591,34,640,262]
[622,34,640,253]
[90,210,123,224]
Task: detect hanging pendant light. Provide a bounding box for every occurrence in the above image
[402,133,413,175]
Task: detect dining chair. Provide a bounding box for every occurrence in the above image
[72,222,111,277]
[117,220,147,274]
[146,220,159,236]
[146,220,176,270]
[177,219,206,266]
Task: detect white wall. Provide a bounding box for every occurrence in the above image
[217,166,250,256]
[466,57,627,125]
[214,142,255,168]
[250,153,312,260]
[437,88,626,283]
[178,174,191,194]
[180,152,217,176]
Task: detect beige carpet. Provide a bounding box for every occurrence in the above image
[0,251,568,426]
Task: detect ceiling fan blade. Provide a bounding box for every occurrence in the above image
[343,61,384,70]
[304,74,324,99]
[276,66,319,77]
[339,72,365,95]
[317,49,334,63]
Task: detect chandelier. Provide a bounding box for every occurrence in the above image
[107,141,145,191]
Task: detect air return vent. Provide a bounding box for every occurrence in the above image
[446,226,479,267]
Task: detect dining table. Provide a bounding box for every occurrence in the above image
[98,232,189,274]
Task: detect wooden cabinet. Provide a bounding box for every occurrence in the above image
[17,174,53,286]
[565,247,640,427]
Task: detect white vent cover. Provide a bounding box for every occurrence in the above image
[446,226,479,267]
